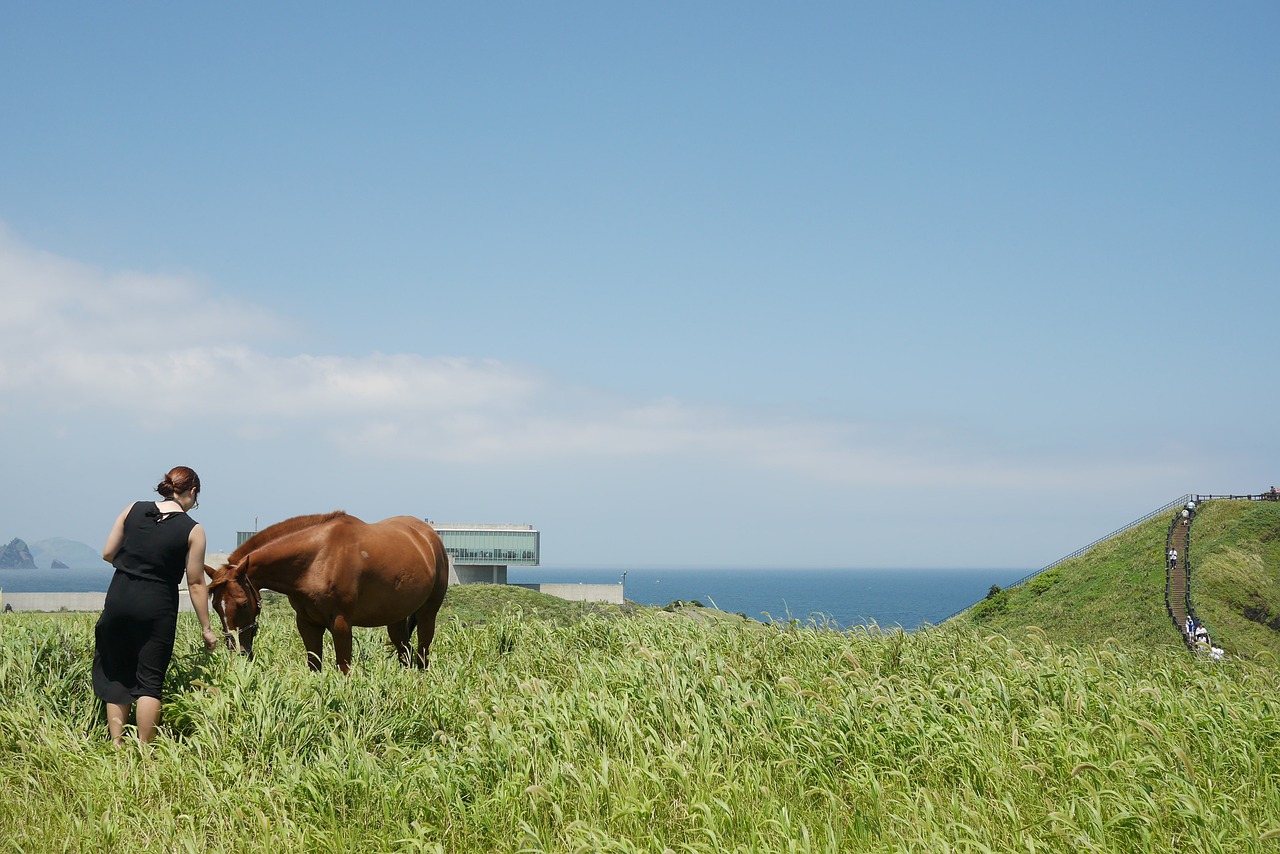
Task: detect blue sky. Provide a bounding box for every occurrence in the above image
[1,3,1276,568]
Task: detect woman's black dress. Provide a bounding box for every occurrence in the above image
[92,502,196,704]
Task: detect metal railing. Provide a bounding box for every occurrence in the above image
[1193,493,1278,502]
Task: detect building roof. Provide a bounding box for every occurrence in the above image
[427,522,537,532]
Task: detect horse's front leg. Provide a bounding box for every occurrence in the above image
[295,612,326,672]
[332,615,354,675]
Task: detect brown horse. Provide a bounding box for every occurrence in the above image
[206,511,449,674]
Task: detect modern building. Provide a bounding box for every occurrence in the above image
[428,522,539,585]
[430,521,622,604]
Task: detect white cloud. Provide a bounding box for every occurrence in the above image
[0,227,1187,496]
[0,228,277,349]
[1,228,1237,567]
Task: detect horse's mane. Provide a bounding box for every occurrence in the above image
[227,510,350,564]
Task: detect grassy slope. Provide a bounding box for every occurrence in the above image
[439,583,647,625]
[954,499,1280,660]
[955,513,1179,650]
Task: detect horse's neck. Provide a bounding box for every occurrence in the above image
[243,546,313,596]
[229,511,347,564]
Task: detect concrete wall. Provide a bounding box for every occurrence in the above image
[1,552,235,613]
[2,583,625,611]
[2,592,199,612]
[513,583,625,604]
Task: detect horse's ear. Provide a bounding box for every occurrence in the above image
[207,561,236,591]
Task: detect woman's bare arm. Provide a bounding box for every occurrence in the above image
[101,504,132,563]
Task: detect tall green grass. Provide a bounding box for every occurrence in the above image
[3,590,1279,852]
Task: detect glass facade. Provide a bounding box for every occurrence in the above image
[430,523,539,567]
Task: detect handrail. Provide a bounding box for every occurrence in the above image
[1193,493,1278,502]
[940,494,1192,623]
[1171,506,1219,653]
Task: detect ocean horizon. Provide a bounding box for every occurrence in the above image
[1,565,1030,630]
[511,566,1030,630]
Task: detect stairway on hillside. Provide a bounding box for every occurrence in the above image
[1166,514,1191,627]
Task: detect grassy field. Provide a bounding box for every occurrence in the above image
[3,580,1280,852]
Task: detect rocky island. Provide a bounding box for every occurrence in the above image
[0,538,37,569]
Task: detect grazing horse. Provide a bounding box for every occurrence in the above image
[206,512,449,673]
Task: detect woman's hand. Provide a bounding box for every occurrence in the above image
[202,628,218,651]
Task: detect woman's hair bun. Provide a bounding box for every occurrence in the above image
[155,466,200,499]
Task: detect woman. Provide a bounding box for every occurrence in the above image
[93,466,218,744]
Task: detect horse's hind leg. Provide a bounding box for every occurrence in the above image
[386,619,413,666]
[412,605,441,669]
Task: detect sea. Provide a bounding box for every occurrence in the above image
[0,565,1031,631]
[508,567,1029,630]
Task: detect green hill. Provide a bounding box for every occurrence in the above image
[954,498,1280,661]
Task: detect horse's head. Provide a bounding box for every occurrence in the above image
[206,559,261,659]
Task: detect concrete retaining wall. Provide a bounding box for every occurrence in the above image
[513,583,625,604]
[2,583,625,611]
[2,592,198,612]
